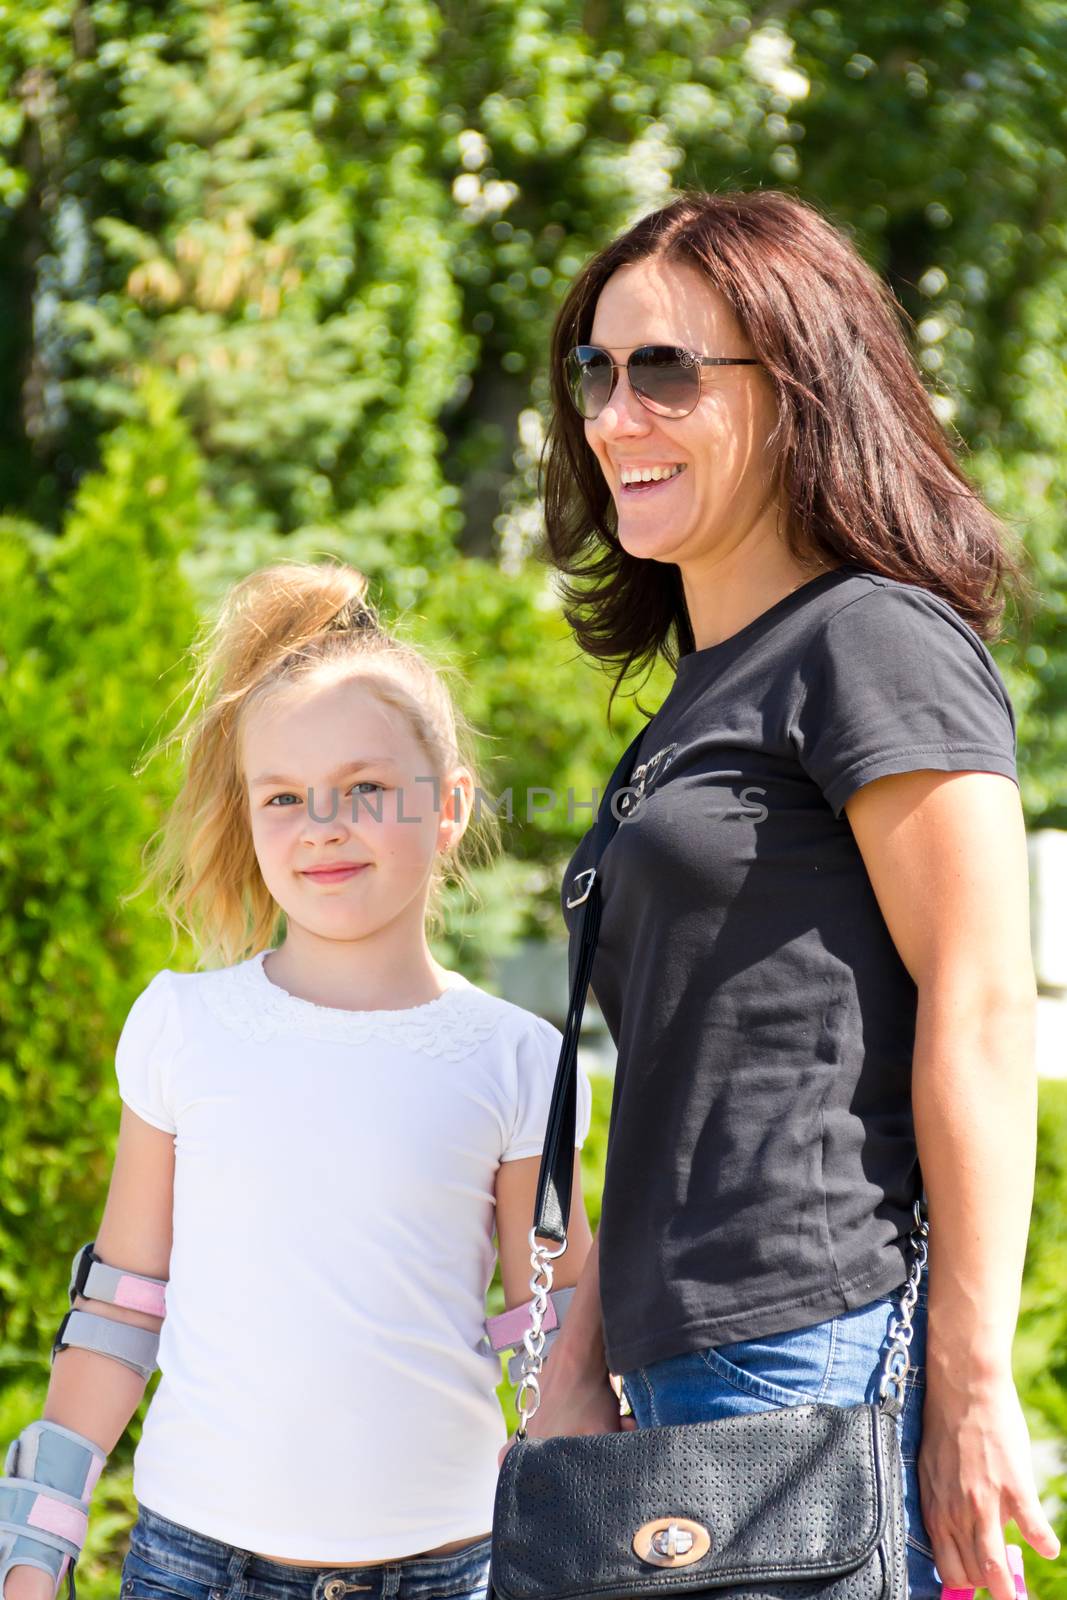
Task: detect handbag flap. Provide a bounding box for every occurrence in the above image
[490,1403,893,1600]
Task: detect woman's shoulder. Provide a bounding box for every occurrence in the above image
[813,566,1000,664]
[793,564,1015,716]
[788,566,1017,817]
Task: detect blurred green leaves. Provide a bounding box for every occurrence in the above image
[2,8,1067,1584]
[0,377,200,1359]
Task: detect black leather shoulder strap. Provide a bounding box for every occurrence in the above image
[532,723,651,1243]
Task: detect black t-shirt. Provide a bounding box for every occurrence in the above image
[560,563,1019,1375]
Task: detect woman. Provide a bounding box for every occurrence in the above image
[521,190,1060,1600]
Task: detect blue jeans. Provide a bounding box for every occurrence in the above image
[119,1503,492,1600]
[620,1284,937,1600]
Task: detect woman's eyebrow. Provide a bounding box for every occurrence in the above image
[250,759,397,787]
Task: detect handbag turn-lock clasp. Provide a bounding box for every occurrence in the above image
[633,1517,711,1568]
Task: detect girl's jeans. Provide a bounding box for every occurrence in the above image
[619,1282,938,1600]
[119,1504,491,1600]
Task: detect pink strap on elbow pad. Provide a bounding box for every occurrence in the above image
[70,1243,167,1319]
[486,1295,560,1353]
[111,1273,167,1317]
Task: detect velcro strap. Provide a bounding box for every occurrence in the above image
[70,1243,167,1318]
[53,1310,160,1380]
[486,1286,575,1353]
[26,1493,87,1546]
[0,1480,89,1556]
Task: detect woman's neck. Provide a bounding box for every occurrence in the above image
[683,546,841,653]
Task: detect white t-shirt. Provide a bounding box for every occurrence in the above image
[113,947,592,1561]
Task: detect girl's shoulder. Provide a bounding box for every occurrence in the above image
[115,958,576,1147]
[162,949,561,1066]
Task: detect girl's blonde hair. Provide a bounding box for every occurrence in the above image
[129,561,499,969]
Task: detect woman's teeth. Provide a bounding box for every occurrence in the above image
[619,464,686,486]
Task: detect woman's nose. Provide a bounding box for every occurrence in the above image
[593,373,652,439]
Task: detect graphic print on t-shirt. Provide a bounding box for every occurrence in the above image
[622,742,677,816]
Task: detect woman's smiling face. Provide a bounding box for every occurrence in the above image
[584,255,784,569]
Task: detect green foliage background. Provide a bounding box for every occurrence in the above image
[2,1,1067,1593]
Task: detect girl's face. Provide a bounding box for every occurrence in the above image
[584,255,783,570]
[243,675,469,943]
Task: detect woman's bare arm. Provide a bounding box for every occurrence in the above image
[4,1106,175,1600]
[846,767,1060,1600]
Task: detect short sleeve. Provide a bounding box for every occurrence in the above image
[501,1014,593,1163]
[790,585,1018,820]
[114,969,181,1134]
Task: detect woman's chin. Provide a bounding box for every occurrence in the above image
[616,519,692,562]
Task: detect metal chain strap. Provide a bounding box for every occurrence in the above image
[513,1199,929,1437]
[515,1227,568,1440]
[878,1199,930,1411]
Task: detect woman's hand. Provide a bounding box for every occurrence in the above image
[496,1226,629,1467]
[2,1565,59,1600]
[920,1368,1060,1600]
[498,1366,635,1467]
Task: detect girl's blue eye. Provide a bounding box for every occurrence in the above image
[265,781,384,807]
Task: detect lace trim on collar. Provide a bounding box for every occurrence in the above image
[198,950,503,1061]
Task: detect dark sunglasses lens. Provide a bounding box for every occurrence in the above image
[566,347,615,418]
[629,346,701,416]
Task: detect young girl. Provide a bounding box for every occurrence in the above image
[0,561,594,1600]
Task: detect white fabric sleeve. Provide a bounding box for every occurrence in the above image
[114,969,180,1134]
[501,1013,593,1162]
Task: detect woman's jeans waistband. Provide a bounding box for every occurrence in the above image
[121,1502,492,1600]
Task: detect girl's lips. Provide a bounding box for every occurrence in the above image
[302,866,368,882]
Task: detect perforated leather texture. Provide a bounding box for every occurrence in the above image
[489,1402,906,1600]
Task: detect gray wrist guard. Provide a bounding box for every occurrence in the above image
[0,1419,107,1600]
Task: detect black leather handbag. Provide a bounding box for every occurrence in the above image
[489,727,929,1600]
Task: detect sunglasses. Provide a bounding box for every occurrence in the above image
[564,344,760,421]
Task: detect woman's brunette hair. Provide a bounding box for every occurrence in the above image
[125,561,498,969]
[542,189,1032,708]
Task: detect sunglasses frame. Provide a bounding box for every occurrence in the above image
[565,343,760,420]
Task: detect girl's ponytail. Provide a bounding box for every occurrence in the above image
[206,564,380,700]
